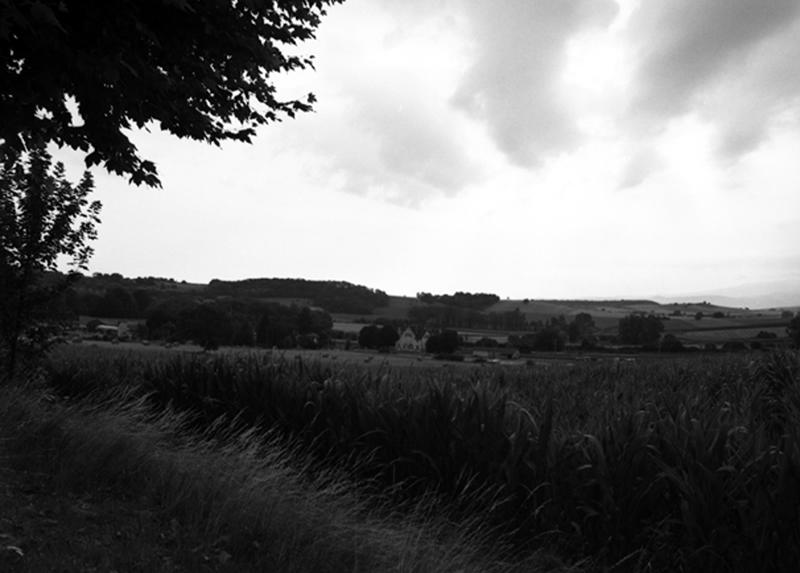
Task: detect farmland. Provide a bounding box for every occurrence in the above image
[332,294,796,349]
[5,342,798,572]
[4,276,799,570]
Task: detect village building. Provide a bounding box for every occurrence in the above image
[395,327,430,353]
[92,322,133,341]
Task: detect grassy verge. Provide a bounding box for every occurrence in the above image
[0,377,556,572]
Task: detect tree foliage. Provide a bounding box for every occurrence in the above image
[568,312,596,345]
[408,304,527,331]
[358,324,398,350]
[0,142,101,377]
[209,278,389,314]
[425,330,460,354]
[509,317,568,352]
[144,298,332,349]
[618,314,664,346]
[416,291,500,310]
[0,0,342,186]
[788,314,800,348]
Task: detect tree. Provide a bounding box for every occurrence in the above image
[788,314,800,348]
[0,0,342,186]
[536,325,568,352]
[231,321,256,347]
[358,324,380,349]
[95,286,137,318]
[660,334,685,353]
[176,303,232,350]
[357,324,398,350]
[618,314,664,346]
[0,143,101,378]
[378,324,399,348]
[426,330,460,354]
[568,312,596,345]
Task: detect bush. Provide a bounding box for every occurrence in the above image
[660,334,685,352]
[426,330,460,354]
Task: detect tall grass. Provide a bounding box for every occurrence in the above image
[44,347,800,571]
[1,378,543,572]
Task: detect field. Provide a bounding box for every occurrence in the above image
[333,295,795,348]
[3,343,798,571]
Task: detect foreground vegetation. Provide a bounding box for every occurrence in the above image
[32,346,800,571]
[2,373,545,572]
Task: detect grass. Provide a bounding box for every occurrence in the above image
[0,374,553,572]
[12,345,800,571]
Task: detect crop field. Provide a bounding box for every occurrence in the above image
[36,343,800,572]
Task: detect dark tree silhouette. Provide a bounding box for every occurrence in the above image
[618,314,664,346]
[568,312,596,344]
[426,330,460,354]
[358,324,398,350]
[0,143,101,378]
[788,314,800,348]
[0,0,342,185]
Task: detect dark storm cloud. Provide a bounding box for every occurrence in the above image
[628,0,800,157]
[452,0,618,167]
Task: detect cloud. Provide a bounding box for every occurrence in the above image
[275,0,483,206]
[619,146,660,189]
[345,77,483,204]
[284,0,800,202]
[451,0,618,167]
[627,0,800,159]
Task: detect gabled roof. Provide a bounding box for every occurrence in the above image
[400,325,428,340]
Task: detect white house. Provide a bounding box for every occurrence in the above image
[395,327,430,353]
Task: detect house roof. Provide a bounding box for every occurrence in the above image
[400,326,428,340]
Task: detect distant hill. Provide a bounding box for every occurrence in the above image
[57,273,391,319]
[650,279,800,310]
[66,273,798,333]
[207,278,389,314]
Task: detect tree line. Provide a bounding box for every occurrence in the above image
[208,278,389,314]
[415,291,500,310]
[408,304,530,331]
[27,272,391,320]
[145,299,333,350]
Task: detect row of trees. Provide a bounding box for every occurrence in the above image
[415,291,500,310]
[408,305,530,331]
[47,274,391,320]
[506,314,597,352]
[146,299,333,350]
[208,278,389,314]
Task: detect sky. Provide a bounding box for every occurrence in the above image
[59,0,800,301]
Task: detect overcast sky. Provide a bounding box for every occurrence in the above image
[62,0,800,300]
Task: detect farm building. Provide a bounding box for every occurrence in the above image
[93,322,133,341]
[395,327,430,353]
